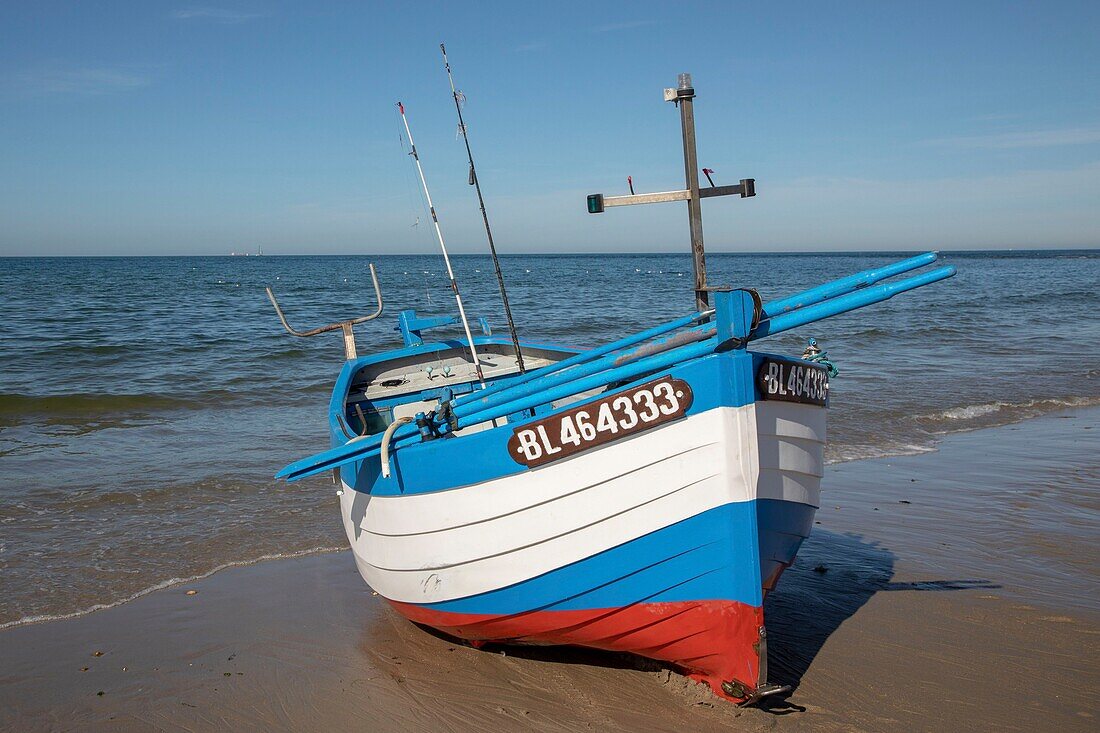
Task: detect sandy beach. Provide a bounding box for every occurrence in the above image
[2,408,1096,732]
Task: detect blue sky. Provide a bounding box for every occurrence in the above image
[1,1,1098,255]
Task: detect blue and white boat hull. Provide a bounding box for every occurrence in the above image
[336,349,824,700]
[274,252,955,702]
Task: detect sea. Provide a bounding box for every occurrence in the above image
[1,250,1097,628]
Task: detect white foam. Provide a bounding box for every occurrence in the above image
[939,403,1005,420]
[826,442,937,465]
[0,545,344,630]
[824,398,1100,466]
[919,396,1100,423]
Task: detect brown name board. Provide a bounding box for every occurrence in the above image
[507,375,694,468]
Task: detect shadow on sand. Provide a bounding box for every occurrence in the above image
[758,529,1000,713]
[390,529,1000,712]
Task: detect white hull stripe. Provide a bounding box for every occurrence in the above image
[362,407,739,537]
[341,402,824,604]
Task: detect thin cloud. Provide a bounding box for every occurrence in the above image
[754,162,1100,249]
[171,7,264,23]
[10,65,151,95]
[591,20,655,33]
[922,127,1100,149]
[970,112,1025,122]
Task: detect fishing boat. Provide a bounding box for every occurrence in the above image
[269,65,956,704]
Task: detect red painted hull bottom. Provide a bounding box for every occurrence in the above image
[390,599,765,702]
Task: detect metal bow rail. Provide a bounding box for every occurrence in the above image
[265,263,384,360]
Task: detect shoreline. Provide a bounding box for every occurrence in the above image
[0,546,346,632]
[2,409,1097,731]
[814,406,1099,616]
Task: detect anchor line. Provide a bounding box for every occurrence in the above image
[396,101,486,384]
[441,43,527,374]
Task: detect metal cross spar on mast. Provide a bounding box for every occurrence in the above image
[397,101,486,383]
[440,43,527,374]
[586,73,756,311]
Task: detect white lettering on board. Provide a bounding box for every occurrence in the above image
[536,425,561,455]
[514,429,542,461]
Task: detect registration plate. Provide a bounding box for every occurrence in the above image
[758,358,829,407]
[508,375,694,468]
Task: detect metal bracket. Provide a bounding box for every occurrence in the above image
[265,262,384,361]
[741,683,793,707]
[736,622,792,706]
[396,309,493,347]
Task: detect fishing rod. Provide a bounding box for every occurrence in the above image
[440,43,526,374]
[397,101,486,384]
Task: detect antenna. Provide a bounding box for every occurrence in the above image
[586,73,756,311]
[396,101,486,383]
[441,43,526,373]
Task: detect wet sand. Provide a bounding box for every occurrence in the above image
[2,410,1097,732]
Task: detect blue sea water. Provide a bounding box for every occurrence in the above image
[0,250,1097,626]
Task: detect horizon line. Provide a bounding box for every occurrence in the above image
[2,245,1098,259]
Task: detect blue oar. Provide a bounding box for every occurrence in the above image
[450,308,713,410]
[455,265,957,427]
[761,251,938,318]
[276,426,415,482]
[455,333,720,430]
[451,323,714,422]
[276,329,720,483]
[276,320,715,482]
[752,265,956,338]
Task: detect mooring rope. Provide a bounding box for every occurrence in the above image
[801,338,839,377]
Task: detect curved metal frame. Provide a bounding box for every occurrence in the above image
[265,262,384,360]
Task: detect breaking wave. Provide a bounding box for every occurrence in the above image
[823,397,1100,465]
[825,442,938,465]
[913,396,1100,428]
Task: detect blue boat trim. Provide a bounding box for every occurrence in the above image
[756,498,816,586]
[409,498,813,617]
[352,349,757,496]
[761,251,939,317]
[420,502,765,615]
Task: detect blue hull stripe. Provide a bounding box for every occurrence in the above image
[756,498,816,586]
[351,350,760,497]
[421,502,765,615]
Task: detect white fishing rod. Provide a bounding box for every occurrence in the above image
[397,101,486,383]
